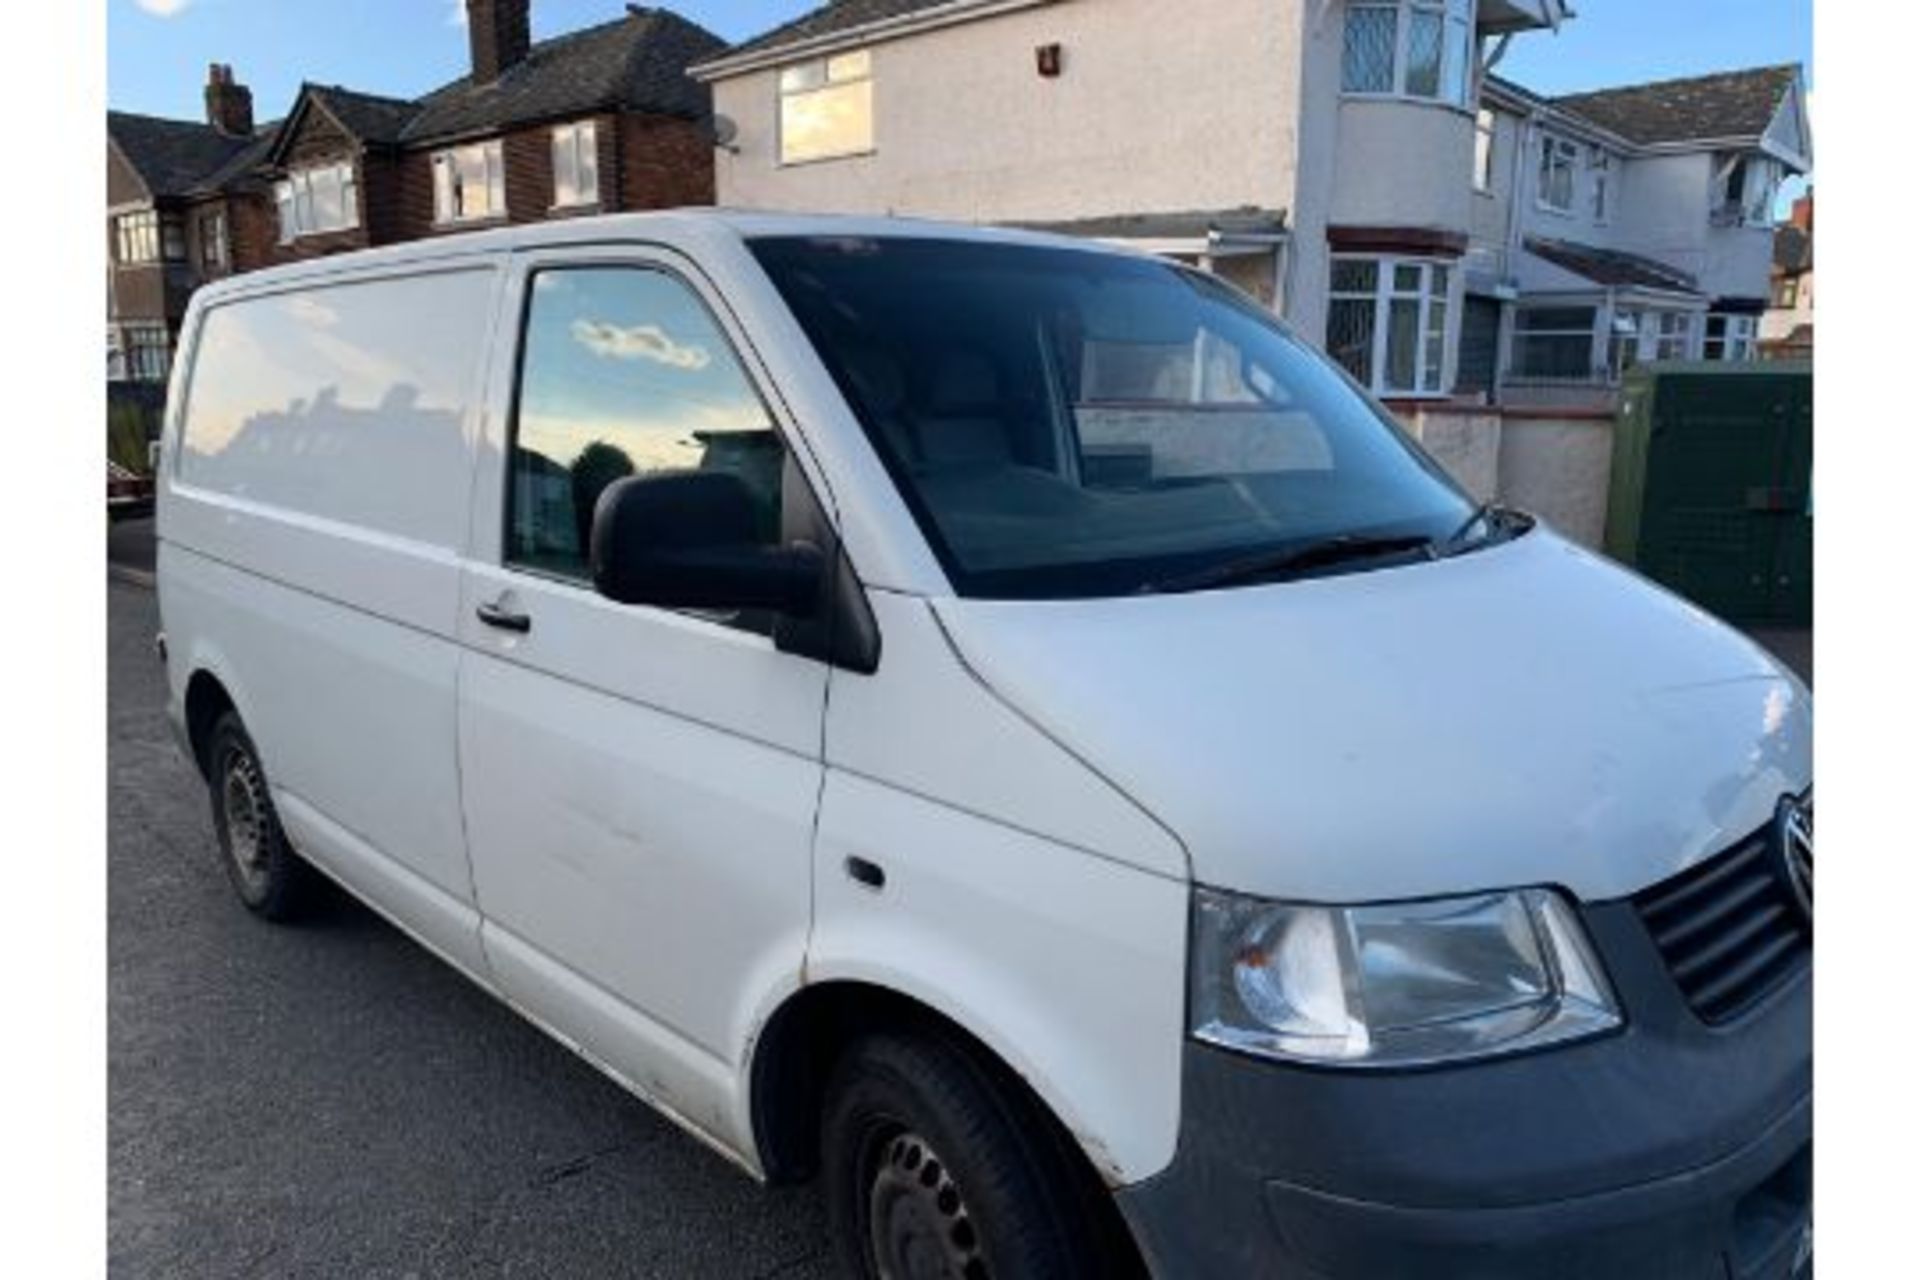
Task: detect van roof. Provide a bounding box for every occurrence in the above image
[194,209,1129,301]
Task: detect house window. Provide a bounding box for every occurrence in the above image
[1608,308,1644,379]
[1716,154,1782,227]
[1342,1,1475,108]
[122,324,172,382]
[1511,306,1596,379]
[115,211,160,264]
[1589,150,1611,223]
[1325,255,1452,396]
[1537,135,1578,213]
[779,49,874,165]
[275,162,360,241]
[1703,313,1757,361]
[552,121,600,208]
[432,141,507,225]
[1653,310,1694,360]
[1472,107,1496,191]
[200,210,228,271]
[1771,276,1800,309]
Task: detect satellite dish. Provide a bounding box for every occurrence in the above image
[709,114,740,153]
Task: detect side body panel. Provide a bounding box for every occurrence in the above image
[157,261,504,975]
[813,591,1191,1183]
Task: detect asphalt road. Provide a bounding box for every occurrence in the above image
[107,579,840,1279]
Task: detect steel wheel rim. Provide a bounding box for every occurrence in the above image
[221,750,270,894]
[864,1127,988,1280]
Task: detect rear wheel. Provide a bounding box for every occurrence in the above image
[822,1030,1131,1280]
[207,711,316,921]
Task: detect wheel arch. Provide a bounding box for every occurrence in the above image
[178,639,258,781]
[748,978,1114,1188]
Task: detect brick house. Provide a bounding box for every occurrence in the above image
[106,66,276,381]
[260,1,722,260]
[1762,191,1813,359]
[105,1,725,382]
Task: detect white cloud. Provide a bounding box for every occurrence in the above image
[133,0,194,16]
[571,320,712,371]
[448,1,468,27]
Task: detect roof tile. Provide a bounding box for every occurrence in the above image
[719,0,955,63]
[401,8,722,145]
[108,111,259,198]
[1552,65,1798,147]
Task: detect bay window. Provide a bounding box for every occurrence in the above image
[1715,154,1782,227]
[121,324,172,382]
[1589,150,1611,223]
[552,121,600,208]
[1472,107,1496,191]
[1341,1,1476,108]
[1511,306,1596,379]
[275,163,359,241]
[1608,309,1644,379]
[433,140,507,225]
[1537,135,1578,213]
[1653,310,1694,361]
[200,210,228,271]
[1703,313,1757,361]
[1326,255,1453,396]
[115,211,160,264]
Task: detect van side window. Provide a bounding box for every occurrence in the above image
[178,270,494,549]
[507,267,784,590]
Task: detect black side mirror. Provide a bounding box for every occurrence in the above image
[589,471,824,616]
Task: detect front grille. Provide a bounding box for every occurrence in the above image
[1633,816,1811,1024]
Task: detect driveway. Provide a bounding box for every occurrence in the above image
[108,579,839,1278]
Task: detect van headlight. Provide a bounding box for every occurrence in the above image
[1191,887,1621,1067]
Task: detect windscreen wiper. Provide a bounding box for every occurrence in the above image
[1436,503,1521,558]
[1140,532,1438,595]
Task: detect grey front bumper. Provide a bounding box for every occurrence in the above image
[1114,901,1812,1279]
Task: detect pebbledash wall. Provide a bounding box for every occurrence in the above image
[1392,404,1617,548]
[710,0,1302,227]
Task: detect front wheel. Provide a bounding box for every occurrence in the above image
[821,1030,1133,1280]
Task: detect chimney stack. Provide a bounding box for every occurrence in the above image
[1789,191,1813,233]
[467,0,532,85]
[204,63,255,136]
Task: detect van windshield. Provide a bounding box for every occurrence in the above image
[750,235,1480,599]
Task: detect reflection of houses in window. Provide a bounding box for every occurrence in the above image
[512,449,578,564]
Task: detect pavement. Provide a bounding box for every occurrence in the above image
[107,515,157,582]
[108,579,840,1279]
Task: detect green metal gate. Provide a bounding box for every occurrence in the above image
[1605,362,1812,625]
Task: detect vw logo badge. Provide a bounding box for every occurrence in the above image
[1773,793,1813,924]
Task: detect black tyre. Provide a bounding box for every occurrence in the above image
[206,711,316,921]
[822,1029,1136,1280]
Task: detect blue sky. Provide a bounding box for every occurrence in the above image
[108,1,817,118]
[110,1,1812,121]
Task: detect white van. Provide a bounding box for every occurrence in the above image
[156,212,1811,1279]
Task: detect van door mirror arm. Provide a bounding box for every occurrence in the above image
[588,471,881,673]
